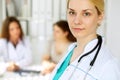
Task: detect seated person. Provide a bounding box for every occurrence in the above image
[41,20,76,75]
[0,16,32,72]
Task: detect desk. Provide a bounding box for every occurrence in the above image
[0,65,50,80]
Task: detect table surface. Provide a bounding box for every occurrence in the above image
[0,65,50,80]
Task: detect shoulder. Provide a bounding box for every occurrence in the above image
[0,38,7,45]
[22,36,30,44]
[21,36,31,47]
[97,44,120,79]
[97,36,115,63]
[0,39,7,50]
[99,43,115,62]
[22,36,30,42]
[96,41,117,67]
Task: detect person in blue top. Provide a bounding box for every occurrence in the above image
[50,0,120,80]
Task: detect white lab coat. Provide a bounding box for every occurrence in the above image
[0,37,32,68]
[50,38,120,80]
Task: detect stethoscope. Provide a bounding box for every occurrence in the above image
[68,35,102,80]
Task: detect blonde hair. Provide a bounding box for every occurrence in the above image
[67,0,104,15]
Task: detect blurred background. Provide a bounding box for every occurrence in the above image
[0,0,120,65]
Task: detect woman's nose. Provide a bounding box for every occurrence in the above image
[74,14,82,25]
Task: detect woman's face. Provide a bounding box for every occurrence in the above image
[9,22,21,40]
[67,0,103,39]
[53,25,68,40]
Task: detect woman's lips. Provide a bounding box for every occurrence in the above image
[72,28,85,32]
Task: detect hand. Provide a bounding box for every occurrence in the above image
[42,54,51,61]
[7,62,20,72]
[41,61,56,75]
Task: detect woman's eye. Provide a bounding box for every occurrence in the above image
[68,11,75,15]
[83,12,91,16]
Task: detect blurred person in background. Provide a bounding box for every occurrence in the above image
[41,20,76,75]
[0,16,32,72]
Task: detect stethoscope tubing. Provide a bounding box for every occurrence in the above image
[68,35,102,80]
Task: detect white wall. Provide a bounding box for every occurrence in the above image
[106,0,120,60]
[0,0,3,30]
[0,0,7,33]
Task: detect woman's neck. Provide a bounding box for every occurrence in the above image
[9,38,19,47]
[76,34,97,50]
[70,34,97,64]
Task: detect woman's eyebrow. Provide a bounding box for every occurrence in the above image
[82,9,95,12]
[68,8,94,12]
[67,8,75,11]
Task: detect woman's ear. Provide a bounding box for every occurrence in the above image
[98,12,104,24]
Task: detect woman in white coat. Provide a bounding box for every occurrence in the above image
[50,0,120,80]
[0,17,32,71]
